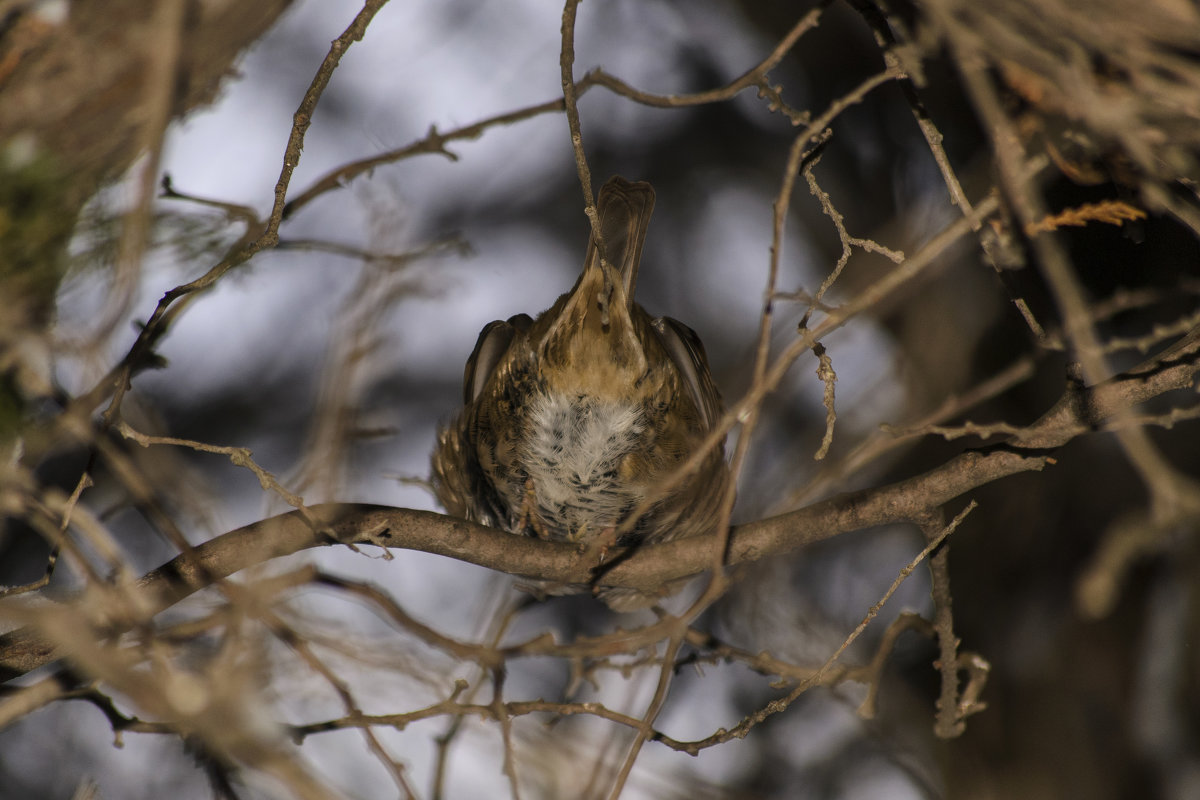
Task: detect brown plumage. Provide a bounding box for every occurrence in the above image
[431,176,730,609]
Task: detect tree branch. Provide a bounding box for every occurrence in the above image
[3,324,1196,683]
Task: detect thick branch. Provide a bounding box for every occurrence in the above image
[2,326,1197,682]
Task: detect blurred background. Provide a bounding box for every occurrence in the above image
[1,0,1198,798]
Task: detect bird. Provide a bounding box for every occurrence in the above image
[431,176,730,609]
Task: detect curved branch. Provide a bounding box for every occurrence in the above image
[279,3,830,220]
[2,325,1197,682]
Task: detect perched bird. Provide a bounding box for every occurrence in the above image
[431,176,730,609]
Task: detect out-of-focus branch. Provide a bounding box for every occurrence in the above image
[0,0,295,207]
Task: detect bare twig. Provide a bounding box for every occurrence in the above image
[97,0,391,428]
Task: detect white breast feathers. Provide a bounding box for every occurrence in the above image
[520,391,648,540]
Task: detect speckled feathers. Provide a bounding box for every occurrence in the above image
[431,177,730,608]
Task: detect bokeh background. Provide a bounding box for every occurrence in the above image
[2,0,1198,798]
